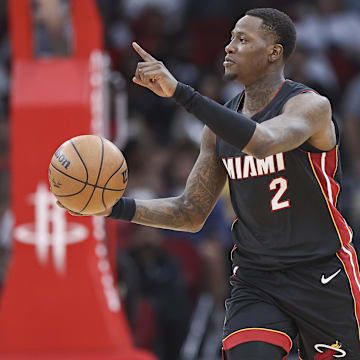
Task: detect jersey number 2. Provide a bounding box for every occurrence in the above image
[269,177,290,211]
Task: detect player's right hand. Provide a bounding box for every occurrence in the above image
[132,42,178,98]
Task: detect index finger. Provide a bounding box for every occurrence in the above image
[132,42,157,62]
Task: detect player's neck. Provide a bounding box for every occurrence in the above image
[242,73,285,117]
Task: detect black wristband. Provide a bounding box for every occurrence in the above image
[107,197,136,221]
[172,82,257,151]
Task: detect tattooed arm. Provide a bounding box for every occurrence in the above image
[132,126,227,232]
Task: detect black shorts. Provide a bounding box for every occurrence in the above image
[222,243,360,359]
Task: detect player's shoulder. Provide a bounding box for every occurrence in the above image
[284,89,331,114]
[283,80,331,114]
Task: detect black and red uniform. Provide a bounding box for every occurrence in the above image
[217,80,360,359]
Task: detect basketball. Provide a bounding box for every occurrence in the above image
[48,135,128,215]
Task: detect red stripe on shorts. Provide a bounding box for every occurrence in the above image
[222,328,292,359]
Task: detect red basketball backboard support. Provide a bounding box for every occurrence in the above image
[0,1,156,359]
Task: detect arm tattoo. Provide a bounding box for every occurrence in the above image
[132,129,227,232]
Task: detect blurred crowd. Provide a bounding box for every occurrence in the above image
[0,0,360,359]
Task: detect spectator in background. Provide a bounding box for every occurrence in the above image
[171,74,224,145]
[32,0,72,56]
[124,139,169,199]
[122,0,187,33]
[296,0,360,57]
[285,44,340,106]
[295,0,360,92]
[125,225,191,360]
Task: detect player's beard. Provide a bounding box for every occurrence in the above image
[223,72,237,81]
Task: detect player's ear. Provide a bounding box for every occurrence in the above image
[268,44,283,63]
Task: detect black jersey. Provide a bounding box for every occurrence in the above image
[217,80,353,270]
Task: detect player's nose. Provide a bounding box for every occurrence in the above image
[225,39,235,54]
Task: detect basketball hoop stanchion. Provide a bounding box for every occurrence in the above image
[0,1,156,359]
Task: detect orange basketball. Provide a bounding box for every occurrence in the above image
[48,135,128,215]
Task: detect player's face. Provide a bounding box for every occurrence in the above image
[224,16,275,84]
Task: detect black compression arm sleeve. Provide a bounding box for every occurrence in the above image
[172,82,257,150]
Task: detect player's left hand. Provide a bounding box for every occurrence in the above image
[56,200,84,216]
[56,200,111,217]
[132,42,178,98]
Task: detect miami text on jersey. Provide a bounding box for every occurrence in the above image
[222,153,285,180]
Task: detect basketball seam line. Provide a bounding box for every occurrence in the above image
[101,156,126,209]
[50,162,126,192]
[49,140,90,198]
[70,139,89,184]
[80,137,105,213]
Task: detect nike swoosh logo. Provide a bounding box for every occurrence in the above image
[321,269,342,284]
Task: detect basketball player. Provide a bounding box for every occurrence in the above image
[60,8,360,359]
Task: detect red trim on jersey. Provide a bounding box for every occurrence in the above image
[222,328,292,359]
[322,147,340,207]
[336,244,360,339]
[236,80,287,117]
[236,92,245,113]
[294,89,317,95]
[332,148,340,206]
[308,150,352,247]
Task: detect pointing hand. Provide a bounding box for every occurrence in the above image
[132,42,178,97]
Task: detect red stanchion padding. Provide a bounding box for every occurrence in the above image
[0,1,157,359]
